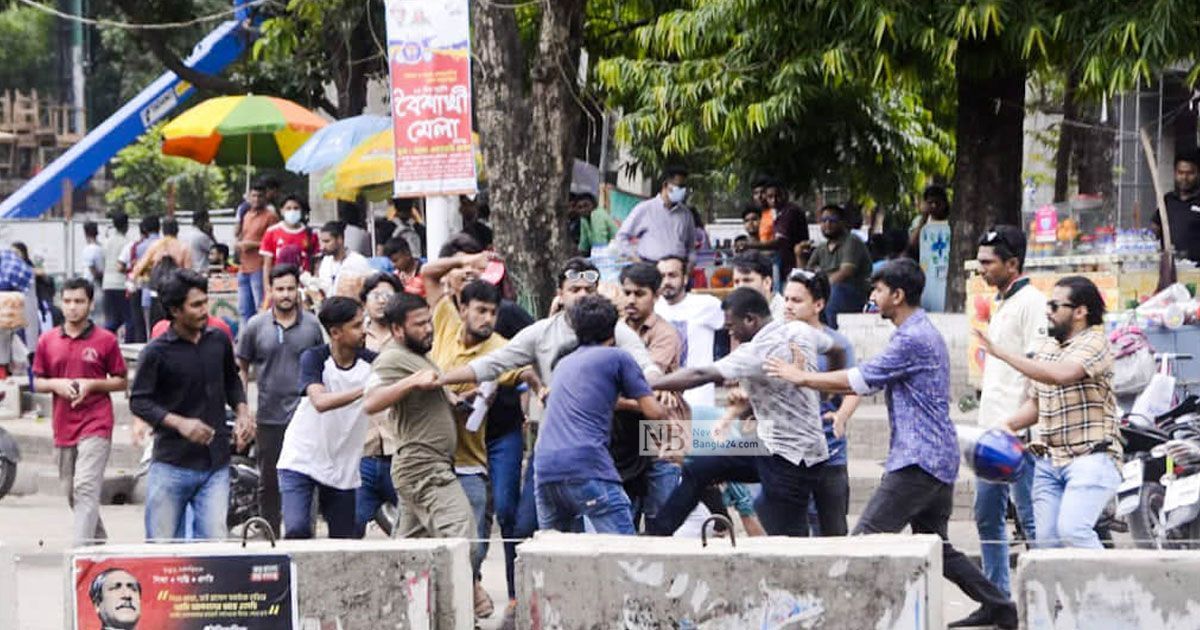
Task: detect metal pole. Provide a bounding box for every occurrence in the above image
[424,195,461,260]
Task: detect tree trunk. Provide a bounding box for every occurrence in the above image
[1053,72,1079,203]
[474,0,587,316]
[947,43,1026,312]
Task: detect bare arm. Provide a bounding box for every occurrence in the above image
[363,370,438,415]
[649,366,723,392]
[636,394,666,420]
[828,262,856,285]
[1002,398,1039,433]
[975,330,1087,386]
[421,251,490,307]
[237,358,251,392]
[306,382,363,413]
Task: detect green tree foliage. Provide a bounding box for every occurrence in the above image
[105,125,233,216]
[0,5,56,94]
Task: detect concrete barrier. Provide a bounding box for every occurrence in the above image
[1016,549,1200,630]
[65,538,473,630]
[0,543,15,630]
[516,533,943,629]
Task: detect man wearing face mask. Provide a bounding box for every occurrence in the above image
[260,196,319,296]
[975,276,1121,551]
[615,166,696,265]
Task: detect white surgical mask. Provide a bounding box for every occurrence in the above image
[667,185,688,204]
[283,209,302,225]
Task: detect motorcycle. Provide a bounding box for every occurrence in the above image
[1116,395,1200,548]
[0,423,19,500]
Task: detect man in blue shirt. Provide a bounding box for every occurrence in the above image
[767,258,1016,629]
[535,295,665,535]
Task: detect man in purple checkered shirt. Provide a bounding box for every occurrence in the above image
[766,258,1016,630]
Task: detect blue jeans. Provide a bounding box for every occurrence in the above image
[355,456,399,537]
[638,459,681,533]
[278,469,357,539]
[536,479,635,534]
[457,473,490,578]
[237,271,263,322]
[824,283,866,330]
[485,429,523,600]
[144,462,229,541]
[514,448,538,539]
[974,451,1036,598]
[1032,453,1121,549]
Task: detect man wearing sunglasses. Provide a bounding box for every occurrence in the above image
[975,276,1121,553]
[615,166,696,264]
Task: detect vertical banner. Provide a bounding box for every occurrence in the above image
[73,554,296,630]
[385,1,478,197]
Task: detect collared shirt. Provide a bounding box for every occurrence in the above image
[32,322,126,447]
[633,313,682,373]
[808,232,872,293]
[848,309,959,484]
[1029,326,1122,466]
[130,326,247,471]
[468,311,660,384]
[714,319,832,466]
[615,196,696,262]
[236,310,325,425]
[977,279,1047,429]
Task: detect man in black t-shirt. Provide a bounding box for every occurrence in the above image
[1153,150,1200,264]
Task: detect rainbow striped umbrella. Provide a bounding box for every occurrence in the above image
[161,95,327,168]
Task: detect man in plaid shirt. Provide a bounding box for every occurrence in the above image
[975,276,1121,549]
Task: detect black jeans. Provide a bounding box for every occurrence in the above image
[128,296,147,343]
[808,463,849,536]
[255,424,288,535]
[102,289,132,341]
[651,453,823,537]
[855,465,1012,612]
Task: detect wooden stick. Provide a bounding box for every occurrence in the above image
[1139,126,1177,288]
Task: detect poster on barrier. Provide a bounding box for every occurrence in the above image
[384,0,477,197]
[72,554,296,630]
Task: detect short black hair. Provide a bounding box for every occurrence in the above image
[870,258,925,306]
[320,220,346,239]
[381,292,428,327]
[161,218,179,237]
[159,269,208,318]
[750,175,771,189]
[460,279,501,307]
[360,272,404,302]
[658,255,688,271]
[722,287,771,319]
[269,263,300,285]
[62,276,94,301]
[280,194,311,219]
[576,192,597,206]
[731,251,772,279]
[870,229,909,260]
[88,568,140,607]
[382,237,411,258]
[660,165,688,188]
[923,184,948,201]
[251,176,279,192]
[110,211,129,233]
[83,221,98,238]
[140,215,160,234]
[818,203,845,219]
[741,204,762,220]
[1175,149,1200,168]
[318,295,362,332]
[978,225,1028,272]
[619,262,663,292]
[211,243,229,261]
[192,209,209,225]
[438,232,482,258]
[787,269,830,304]
[1057,276,1106,327]
[558,257,599,287]
[569,294,619,346]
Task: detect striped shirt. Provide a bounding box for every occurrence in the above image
[1030,326,1122,466]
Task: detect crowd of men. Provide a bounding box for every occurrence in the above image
[32,165,1138,629]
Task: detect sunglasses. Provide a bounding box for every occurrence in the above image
[368,289,395,303]
[1047,300,1076,311]
[561,269,600,284]
[788,268,817,282]
[979,230,1014,249]
[819,216,840,224]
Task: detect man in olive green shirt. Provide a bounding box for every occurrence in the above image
[576,193,620,254]
[804,204,872,328]
[363,292,473,542]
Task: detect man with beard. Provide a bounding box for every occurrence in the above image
[430,279,526,617]
[89,568,141,629]
[976,276,1121,552]
[654,255,724,408]
[1153,150,1200,264]
[275,297,377,539]
[767,259,1016,628]
[802,204,872,328]
[237,264,325,536]
[363,293,469,544]
[316,221,374,298]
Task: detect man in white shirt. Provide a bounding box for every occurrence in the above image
[730,251,787,321]
[654,255,724,408]
[962,225,1045,621]
[100,212,136,341]
[316,221,374,297]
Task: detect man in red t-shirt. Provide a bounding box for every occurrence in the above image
[32,278,128,544]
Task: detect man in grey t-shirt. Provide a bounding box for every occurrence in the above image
[236,264,325,534]
[647,287,844,537]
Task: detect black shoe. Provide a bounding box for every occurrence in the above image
[949,604,1018,629]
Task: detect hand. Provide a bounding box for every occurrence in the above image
[764,356,808,385]
[548,296,563,316]
[406,369,440,391]
[825,411,848,439]
[726,386,748,407]
[131,417,151,447]
[52,380,77,400]
[176,417,215,446]
[972,329,995,356]
[537,386,551,404]
[655,390,681,411]
[234,411,255,451]
[68,380,95,408]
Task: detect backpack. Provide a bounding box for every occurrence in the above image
[149,255,179,293]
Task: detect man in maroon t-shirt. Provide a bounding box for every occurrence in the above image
[33,278,127,544]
